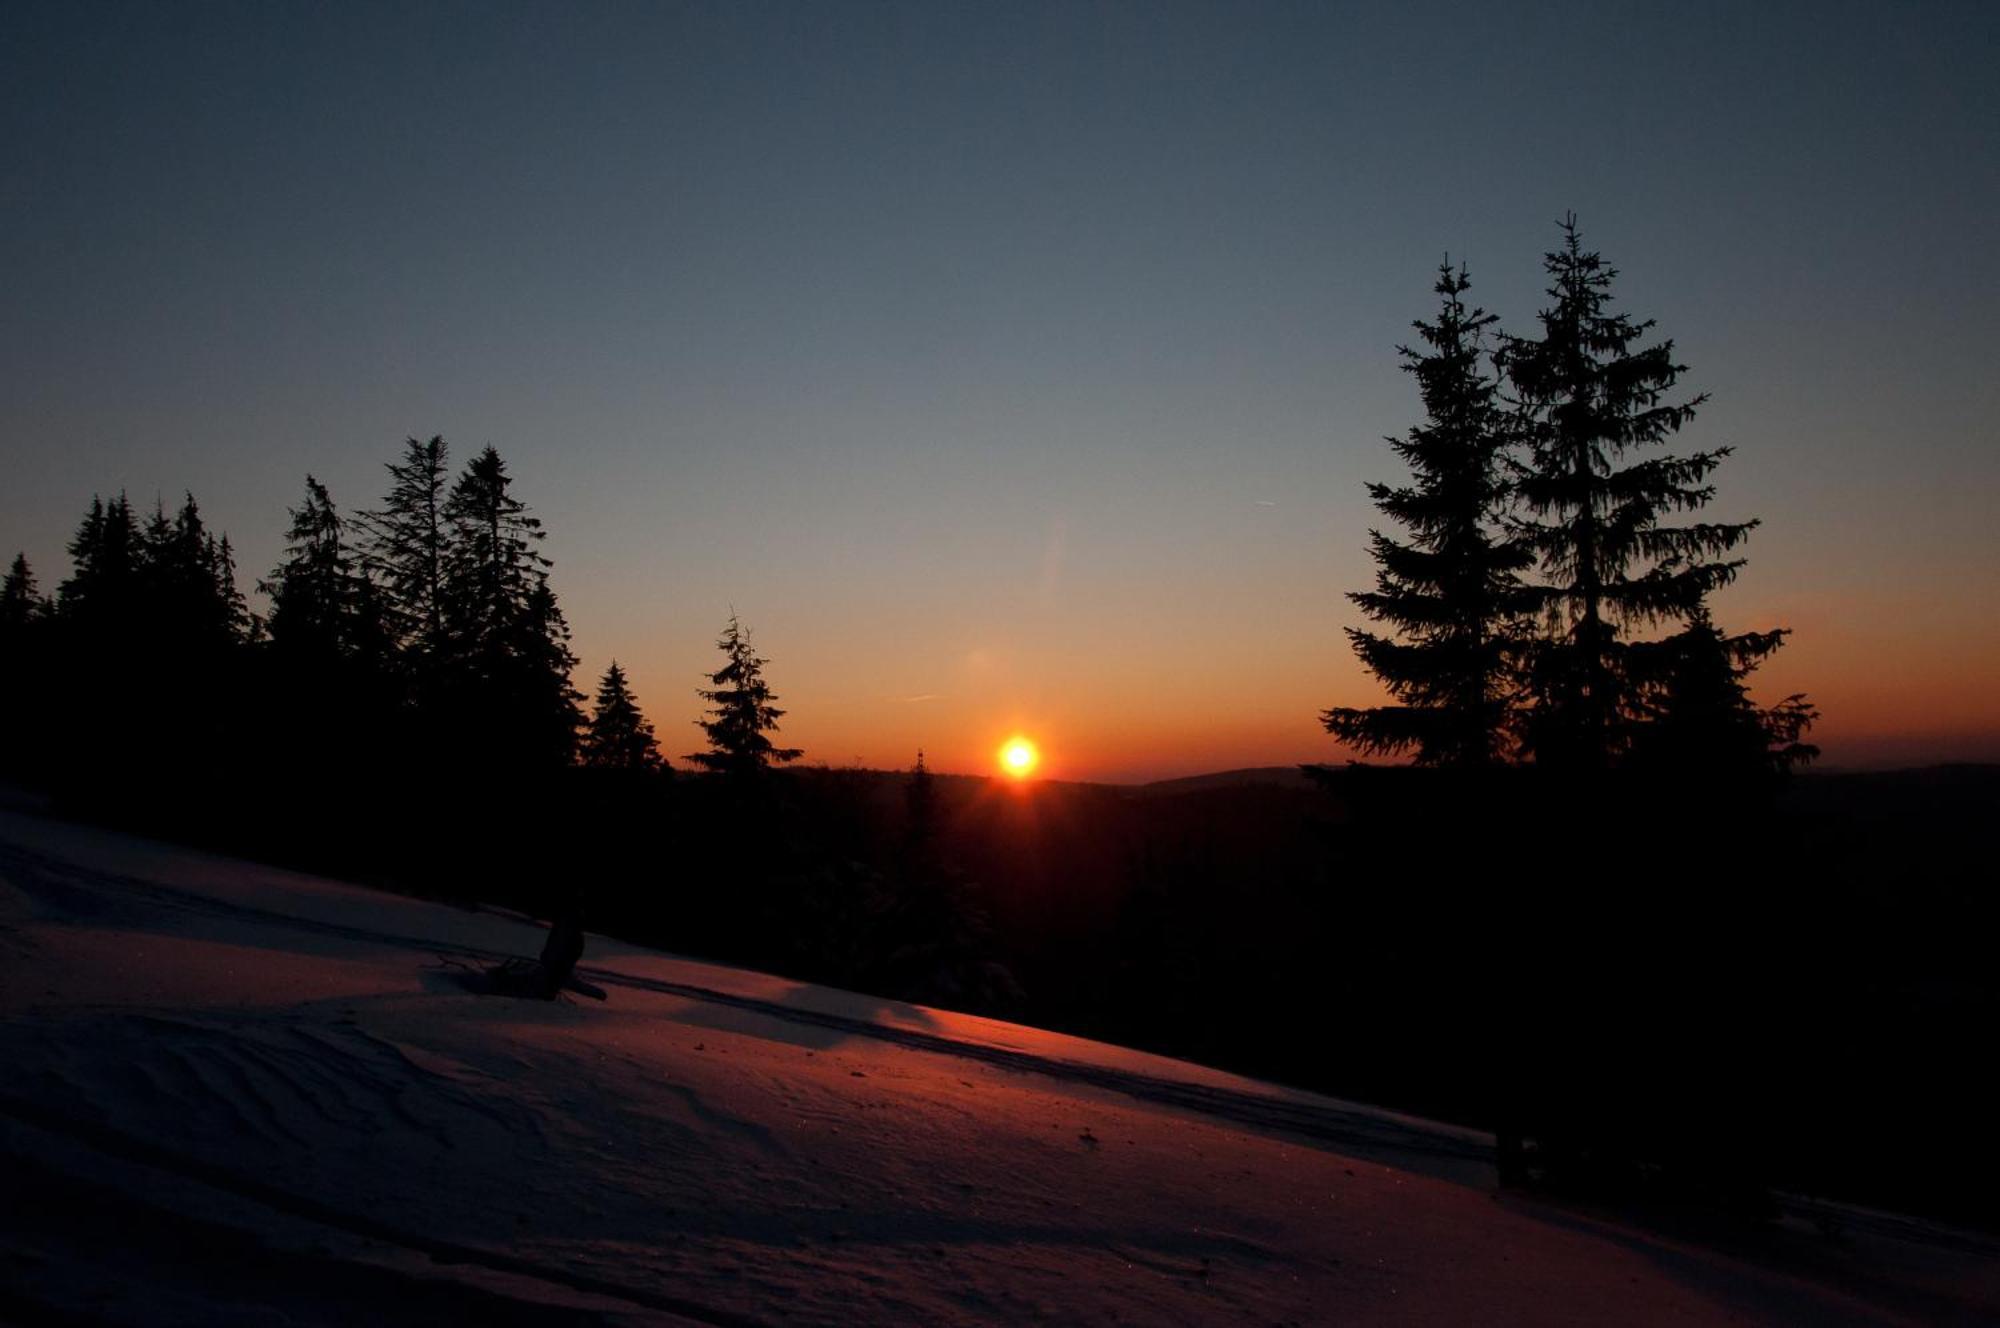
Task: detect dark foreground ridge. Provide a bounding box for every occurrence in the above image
[2,815,1989,1264]
[0,830,1489,1182]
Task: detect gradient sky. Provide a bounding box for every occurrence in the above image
[4,1,1995,780]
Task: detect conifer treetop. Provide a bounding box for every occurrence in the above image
[582,659,664,773]
[358,435,452,655]
[688,613,802,775]
[2,553,43,632]
[1501,216,1754,634]
[263,474,375,662]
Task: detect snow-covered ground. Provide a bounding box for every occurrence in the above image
[2,806,1993,1325]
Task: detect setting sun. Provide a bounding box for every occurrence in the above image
[998,737,1040,778]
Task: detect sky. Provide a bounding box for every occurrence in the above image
[3,0,1995,781]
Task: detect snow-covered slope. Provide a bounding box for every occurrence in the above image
[1,808,1991,1326]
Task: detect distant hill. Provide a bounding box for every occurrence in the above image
[1135,765,1326,796]
[787,763,1329,796]
[791,760,1998,804]
[1782,761,1999,825]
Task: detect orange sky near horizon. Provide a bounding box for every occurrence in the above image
[601,578,2000,784]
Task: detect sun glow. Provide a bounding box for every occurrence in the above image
[999,737,1040,778]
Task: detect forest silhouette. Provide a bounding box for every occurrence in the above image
[2,219,1993,1226]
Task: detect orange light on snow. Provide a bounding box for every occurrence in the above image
[998,737,1040,778]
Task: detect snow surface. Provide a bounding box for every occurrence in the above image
[1,806,1994,1326]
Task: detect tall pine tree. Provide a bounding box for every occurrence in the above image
[0,553,50,777]
[1625,606,1818,783]
[262,475,390,668]
[1498,217,1755,770]
[441,446,548,664]
[1,553,44,638]
[359,436,452,660]
[688,614,802,776]
[438,445,581,767]
[265,475,353,660]
[1324,262,1530,767]
[253,473,401,829]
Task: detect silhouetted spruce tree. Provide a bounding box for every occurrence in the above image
[57,493,143,629]
[249,473,402,847]
[0,552,46,657]
[55,494,149,733]
[1498,216,1755,770]
[439,445,581,767]
[688,614,802,776]
[1626,605,1818,783]
[906,749,937,847]
[519,577,585,763]
[263,476,356,661]
[214,535,249,638]
[0,554,51,778]
[262,474,397,683]
[141,493,251,653]
[1,553,45,638]
[52,497,146,797]
[359,436,452,661]
[1489,221,1804,1201]
[1323,261,1532,766]
[441,446,545,655]
[581,660,663,772]
[138,498,175,582]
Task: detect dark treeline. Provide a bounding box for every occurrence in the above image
[2,219,1992,1226]
[3,442,582,884]
[0,437,1012,1013]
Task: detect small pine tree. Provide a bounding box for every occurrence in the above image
[688,614,802,776]
[1,553,44,637]
[906,749,937,845]
[263,475,356,661]
[54,493,144,755]
[1499,216,1756,770]
[1626,606,1818,783]
[581,661,664,772]
[210,533,254,644]
[139,498,176,581]
[0,553,52,779]
[1323,261,1532,766]
[435,446,581,767]
[263,475,391,671]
